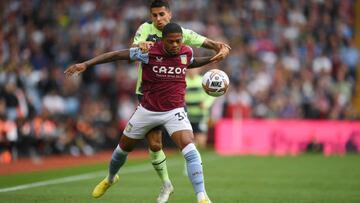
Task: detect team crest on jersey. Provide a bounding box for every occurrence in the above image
[125,123,133,132]
[180,55,187,64]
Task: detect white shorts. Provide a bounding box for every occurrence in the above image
[123,105,193,139]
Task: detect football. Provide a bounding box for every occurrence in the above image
[202,69,230,97]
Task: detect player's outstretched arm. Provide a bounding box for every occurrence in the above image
[201,39,231,63]
[64,50,131,77]
[189,56,214,69]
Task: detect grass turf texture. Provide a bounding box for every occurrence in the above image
[0,152,359,203]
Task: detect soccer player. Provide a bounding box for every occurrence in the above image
[64,23,218,203]
[132,1,230,201]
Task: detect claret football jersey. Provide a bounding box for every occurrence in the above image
[129,41,194,112]
[132,21,206,95]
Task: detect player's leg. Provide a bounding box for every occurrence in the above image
[146,127,174,203]
[183,122,203,176]
[147,127,171,184]
[164,107,211,203]
[93,105,156,198]
[92,135,139,198]
[109,135,138,180]
[171,130,211,203]
[137,94,174,202]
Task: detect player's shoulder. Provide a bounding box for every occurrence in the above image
[148,41,163,54]
[143,21,153,27]
[181,44,194,55]
[181,27,198,36]
[138,21,154,31]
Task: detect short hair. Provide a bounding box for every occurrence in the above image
[150,0,170,9]
[162,23,182,37]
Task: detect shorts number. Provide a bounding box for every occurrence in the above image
[175,111,187,121]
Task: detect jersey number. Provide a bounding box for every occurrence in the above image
[175,112,187,121]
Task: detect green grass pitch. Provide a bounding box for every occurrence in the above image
[0,152,360,203]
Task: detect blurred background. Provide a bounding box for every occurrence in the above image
[0,0,360,163]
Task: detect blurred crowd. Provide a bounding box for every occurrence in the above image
[0,0,359,161]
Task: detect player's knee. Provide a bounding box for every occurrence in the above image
[149,142,162,152]
[180,135,195,150]
[119,142,134,152]
[146,128,163,151]
[119,135,137,152]
[171,130,195,150]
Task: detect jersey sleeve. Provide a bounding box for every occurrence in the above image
[129,48,149,64]
[133,23,150,45]
[189,46,195,65]
[182,28,207,48]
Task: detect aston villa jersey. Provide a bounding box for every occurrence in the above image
[132,21,206,95]
[129,41,194,112]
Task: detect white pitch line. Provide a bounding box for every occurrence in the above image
[0,164,151,193]
[0,154,218,193]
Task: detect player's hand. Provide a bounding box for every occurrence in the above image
[64,63,87,78]
[210,42,231,63]
[138,41,154,53]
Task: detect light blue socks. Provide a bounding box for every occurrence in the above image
[108,145,128,182]
[182,143,205,195]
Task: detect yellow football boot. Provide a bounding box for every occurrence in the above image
[92,175,119,198]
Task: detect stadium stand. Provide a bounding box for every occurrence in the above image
[0,0,359,161]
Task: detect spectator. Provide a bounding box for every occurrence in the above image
[0,0,358,160]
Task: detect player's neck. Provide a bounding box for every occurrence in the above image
[161,45,177,57]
